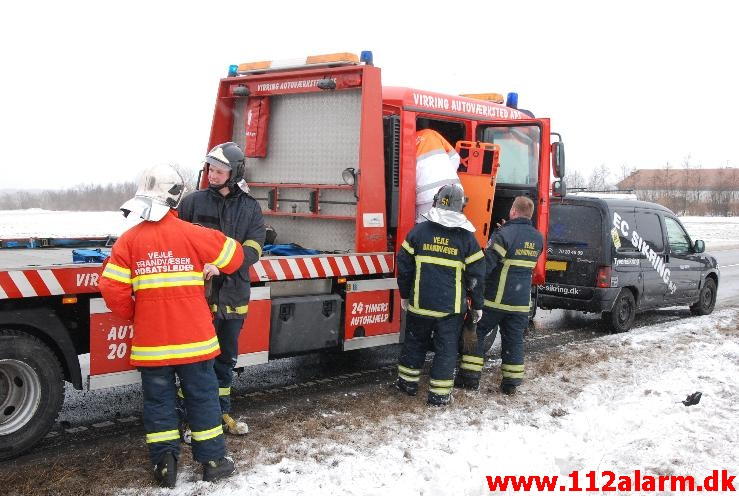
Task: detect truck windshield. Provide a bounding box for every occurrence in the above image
[479,125,540,186]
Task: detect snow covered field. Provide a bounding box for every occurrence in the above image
[2,210,739,251]
[115,310,737,495]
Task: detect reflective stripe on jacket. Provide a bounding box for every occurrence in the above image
[397,220,485,317]
[484,217,543,313]
[178,187,265,319]
[99,210,244,366]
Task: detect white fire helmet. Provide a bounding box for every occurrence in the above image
[120,164,185,222]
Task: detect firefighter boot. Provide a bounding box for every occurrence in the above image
[203,456,236,482]
[222,414,249,435]
[153,452,177,488]
[454,369,480,390]
[500,383,517,396]
[427,391,451,407]
[393,377,418,396]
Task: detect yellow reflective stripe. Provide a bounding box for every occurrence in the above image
[210,304,218,312]
[398,365,421,377]
[507,258,537,268]
[415,255,465,269]
[429,378,453,394]
[461,355,484,365]
[399,373,420,383]
[483,299,531,313]
[430,379,454,387]
[465,250,484,265]
[495,262,510,305]
[212,237,238,269]
[493,243,507,258]
[502,363,525,379]
[102,263,132,284]
[177,388,184,399]
[191,425,224,442]
[402,240,415,255]
[243,239,262,258]
[413,256,463,315]
[130,336,220,361]
[146,429,180,444]
[225,305,248,315]
[408,304,449,318]
[131,271,204,291]
[218,387,231,396]
[455,265,461,314]
[460,362,483,372]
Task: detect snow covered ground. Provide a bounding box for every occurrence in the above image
[2,210,738,251]
[680,217,739,250]
[110,310,736,495]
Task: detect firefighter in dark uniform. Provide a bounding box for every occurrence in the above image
[178,142,265,434]
[457,196,542,394]
[395,184,485,406]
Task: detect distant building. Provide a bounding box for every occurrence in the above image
[616,168,739,216]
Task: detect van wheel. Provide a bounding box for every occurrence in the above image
[0,330,64,461]
[602,290,636,333]
[690,278,717,316]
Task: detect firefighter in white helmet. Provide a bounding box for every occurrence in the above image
[100,164,242,487]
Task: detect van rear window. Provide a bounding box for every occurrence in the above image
[549,204,601,247]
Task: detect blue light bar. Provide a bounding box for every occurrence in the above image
[506,92,519,109]
[360,51,374,66]
[228,64,239,77]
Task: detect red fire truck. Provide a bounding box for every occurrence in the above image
[0,51,564,460]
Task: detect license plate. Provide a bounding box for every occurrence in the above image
[545,260,567,271]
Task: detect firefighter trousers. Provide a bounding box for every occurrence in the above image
[477,309,528,386]
[213,318,244,414]
[139,360,225,465]
[398,313,463,398]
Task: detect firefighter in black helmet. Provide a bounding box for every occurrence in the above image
[178,142,265,434]
[395,184,485,406]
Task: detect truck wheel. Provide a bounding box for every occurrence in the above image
[0,330,64,461]
[602,289,636,333]
[690,278,717,316]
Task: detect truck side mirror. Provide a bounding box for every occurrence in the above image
[552,179,566,198]
[551,141,565,178]
[693,239,705,253]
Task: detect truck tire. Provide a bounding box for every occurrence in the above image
[602,289,636,333]
[690,278,717,316]
[0,330,64,461]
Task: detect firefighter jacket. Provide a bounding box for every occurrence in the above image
[415,129,461,214]
[178,187,265,319]
[397,220,485,318]
[484,217,543,313]
[99,210,244,367]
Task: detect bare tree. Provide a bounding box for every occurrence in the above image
[587,163,611,191]
[565,169,586,189]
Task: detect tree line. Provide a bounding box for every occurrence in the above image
[565,157,739,216]
[0,167,200,211]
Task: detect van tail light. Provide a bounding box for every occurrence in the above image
[596,266,612,288]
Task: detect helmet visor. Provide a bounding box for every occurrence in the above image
[120,196,170,222]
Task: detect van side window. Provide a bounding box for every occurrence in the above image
[612,211,637,252]
[664,217,692,254]
[635,212,664,252]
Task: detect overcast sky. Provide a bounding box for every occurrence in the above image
[2,0,737,190]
